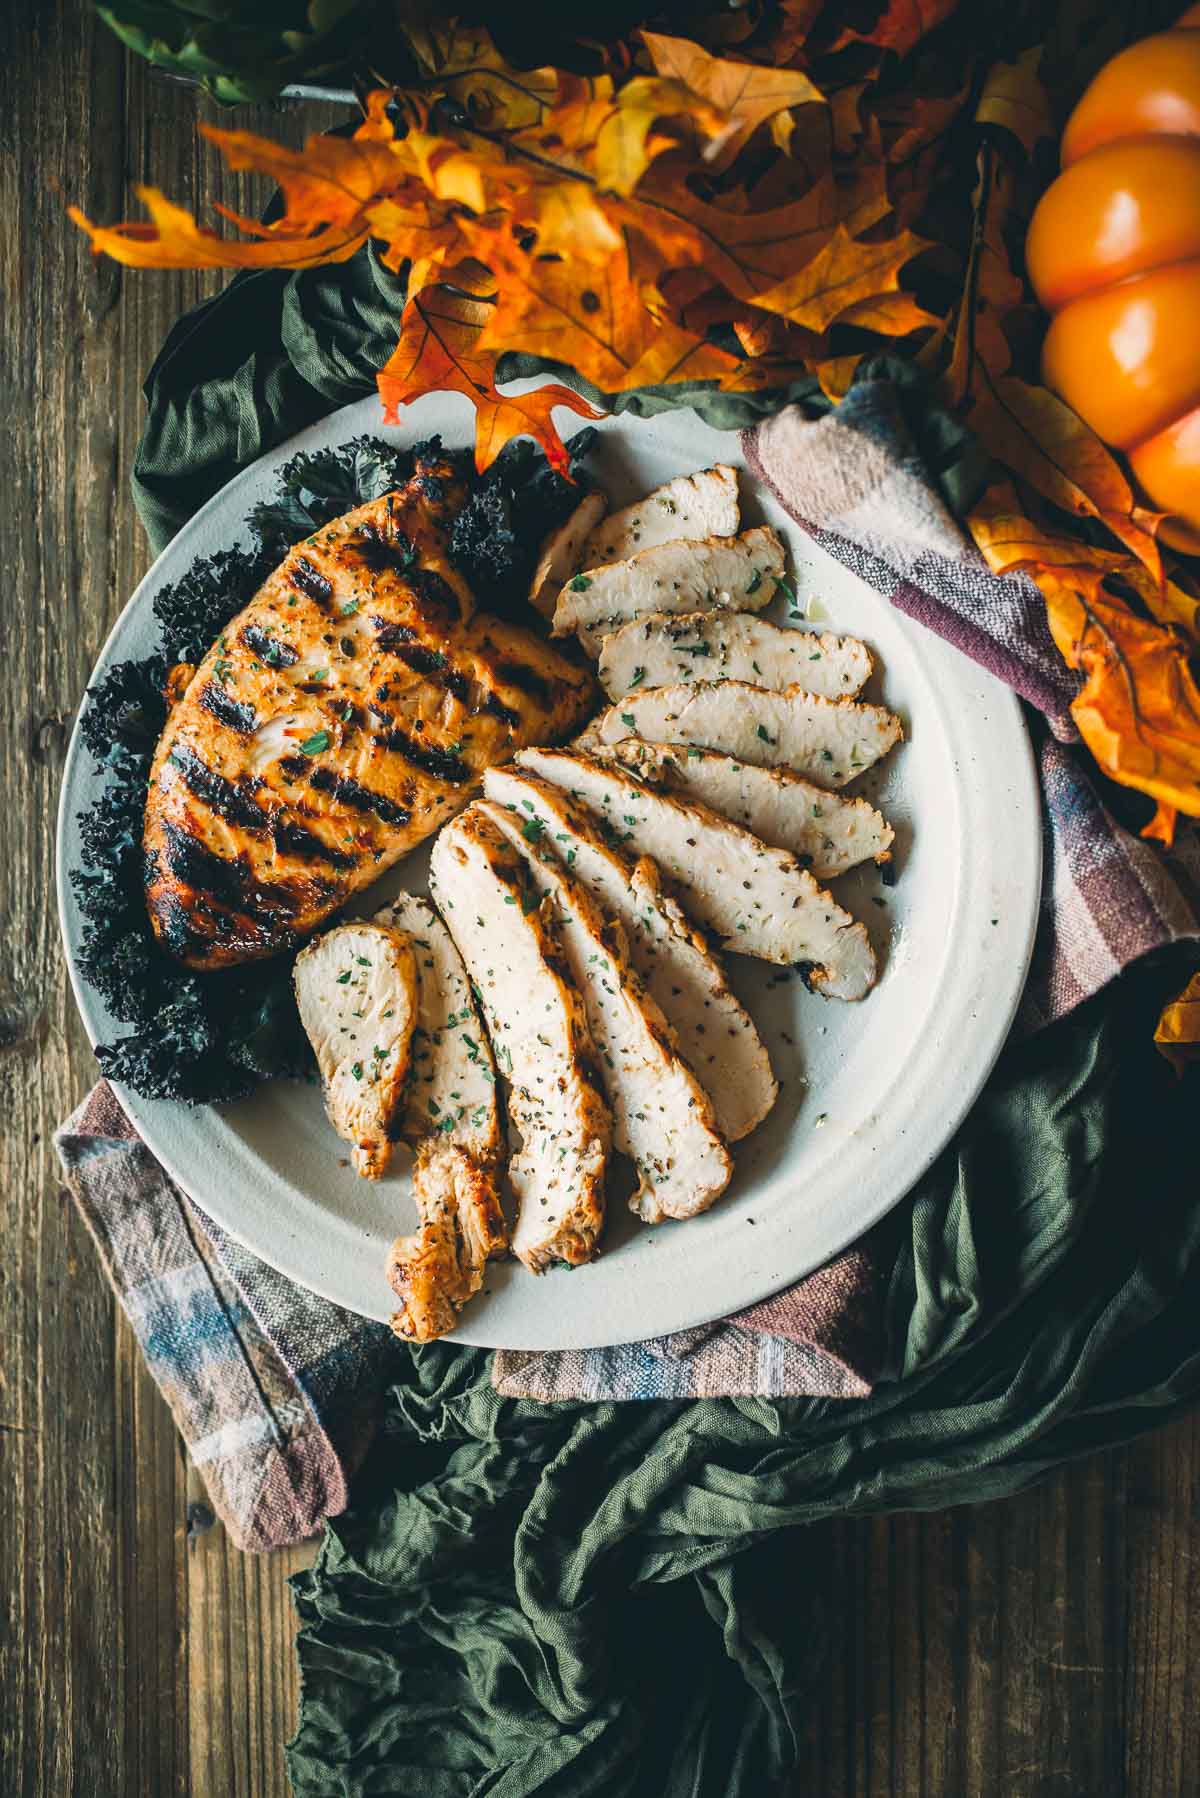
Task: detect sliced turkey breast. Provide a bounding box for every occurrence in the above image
[516,748,877,997]
[607,741,894,877]
[482,762,776,1141]
[528,491,609,618]
[373,890,501,1158]
[579,464,739,568]
[597,613,872,700]
[479,798,732,1223]
[590,680,902,787]
[293,921,418,1179]
[554,527,783,655]
[387,1138,508,1342]
[430,808,612,1272]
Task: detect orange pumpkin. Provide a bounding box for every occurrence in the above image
[1027,5,1200,551]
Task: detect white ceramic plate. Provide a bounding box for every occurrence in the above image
[57,389,1041,1348]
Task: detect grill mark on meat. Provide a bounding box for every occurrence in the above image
[491,658,554,707]
[354,521,417,578]
[240,624,298,668]
[376,728,470,786]
[197,681,257,736]
[161,819,316,920]
[479,691,522,729]
[271,815,359,870]
[168,744,266,831]
[278,754,309,781]
[409,567,461,621]
[392,641,472,703]
[291,557,334,606]
[371,618,417,649]
[307,764,413,826]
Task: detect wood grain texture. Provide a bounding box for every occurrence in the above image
[1,4,1199,1795]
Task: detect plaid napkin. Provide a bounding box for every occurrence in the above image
[58,377,1200,1549]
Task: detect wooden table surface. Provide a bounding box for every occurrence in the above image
[2,6,1199,1794]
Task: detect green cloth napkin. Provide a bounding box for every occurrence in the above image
[131,249,1200,1797]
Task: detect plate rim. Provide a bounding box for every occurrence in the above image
[57,391,1043,1347]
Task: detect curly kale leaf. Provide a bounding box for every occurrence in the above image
[248,435,419,562]
[153,545,274,665]
[449,429,597,617]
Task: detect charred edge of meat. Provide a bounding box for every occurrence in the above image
[168,745,266,832]
[197,681,257,736]
[290,556,334,606]
[479,691,521,728]
[377,729,470,786]
[306,763,413,827]
[794,960,817,991]
[271,815,358,870]
[147,887,206,959]
[160,820,325,925]
[354,521,418,578]
[490,658,555,707]
[240,624,298,669]
[278,754,310,781]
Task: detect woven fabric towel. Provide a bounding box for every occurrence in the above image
[57,373,1200,1548]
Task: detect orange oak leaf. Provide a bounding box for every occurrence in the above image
[1144,802,1180,847]
[642,171,838,302]
[1036,572,1200,820]
[592,75,731,195]
[377,285,600,474]
[968,372,1163,585]
[70,186,369,269]
[1154,970,1200,1074]
[640,31,824,169]
[832,291,940,336]
[750,224,931,332]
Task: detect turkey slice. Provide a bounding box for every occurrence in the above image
[554,527,782,655]
[528,491,608,619]
[516,748,877,997]
[483,761,777,1141]
[589,679,902,787]
[606,741,894,878]
[430,807,612,1272]
[293,921,418,1180]
[479,799,732,1222]
[598,613,872,700]
[387,1139,508,1342]
[579,464,739,568]
[373,890,501,1160]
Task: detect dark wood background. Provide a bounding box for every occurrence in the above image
[2,5,1198,1793]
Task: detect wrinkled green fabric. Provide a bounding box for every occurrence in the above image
[132,253,1200,1798]
[284,968,1200,1796]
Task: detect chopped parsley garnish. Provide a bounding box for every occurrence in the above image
[351,1062,363,1081]
[569,573,592,592]
[621,713,636,728]
[745,569,763,595]
[629,666,646,687]
[756,725,775,744]
[336,970,352,985]
[299,730,330,755]
[522,817,545,842]
[339,599,359,616]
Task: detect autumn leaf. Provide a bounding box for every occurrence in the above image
[591,75,731,195]
[640,31,824,169]
[974,48,1053,158]
[397,20,558,129]
[643,173,838,302]
[832,291,941,336]
[1037,573,1200,820]
[1155,971,1200,1074]
[751,224,932,333]
[968,371,1163,584]
[377,285,600,473]
[830,0,959,57]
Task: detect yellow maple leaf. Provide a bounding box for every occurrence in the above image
[1154,971,1200,1075]
[640,31,824,169]
[751,224,932,333]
